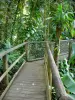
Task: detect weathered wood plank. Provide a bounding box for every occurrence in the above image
[0,61,26,100]
[2,60,46,100]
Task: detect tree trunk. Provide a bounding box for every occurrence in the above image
[54,25,61,65]
[4,0,12,42]
[54,40,60,65]
[10,0,21,45]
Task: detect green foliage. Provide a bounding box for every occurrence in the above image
[0,59,3,74]
[62,73,75,99]
[53,4,74,29]
[0,0,75,98]
[71,29,75,37]
[8,51,21,64]
[8,51,25,76]
[0,40,11,52]
[59,59,69,76]
[48,1,74,41]
[0,50,25,77]
[69,55,75,67]
[68,55,75,79]
[59,58,75,99]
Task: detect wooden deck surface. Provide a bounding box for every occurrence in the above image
[3,60,46,100]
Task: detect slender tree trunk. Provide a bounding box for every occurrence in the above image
[44,0,47,40]
[54,25,61,65]
[4,1,12,42]
[10,0,21,45]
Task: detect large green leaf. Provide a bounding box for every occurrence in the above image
[62,73,75,94]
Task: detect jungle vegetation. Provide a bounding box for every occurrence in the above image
[0,0,75,99]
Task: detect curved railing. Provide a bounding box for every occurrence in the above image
[45,42,74,100]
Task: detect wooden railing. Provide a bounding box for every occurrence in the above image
[44,45,52,100]
[0,41,45,99]
[0,40,75,100]
[0,42,28,100]
[45,42,74,100]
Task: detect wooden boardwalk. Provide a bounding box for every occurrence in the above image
[3,60,46,100]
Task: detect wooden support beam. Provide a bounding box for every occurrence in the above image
[68,40,72,60]
[44,48,52,100]
[2,55,9,86]
[25,43,28,61]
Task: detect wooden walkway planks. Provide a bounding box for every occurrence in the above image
[3,60,46,100]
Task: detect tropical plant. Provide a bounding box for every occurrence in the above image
[52,3,74,65]
[59,59,75,99]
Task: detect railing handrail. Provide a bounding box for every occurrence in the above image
[0,42,27,58]
[0,40,75,100]
[0,52,25,83]
[0,41,46,58]
[0,41,45,83]
[0,39,75,58]
[46,42,74,100]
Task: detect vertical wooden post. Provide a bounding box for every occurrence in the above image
[25,42,28,61]
[48,46,52,100]
[2,55,9,86]
[44,45,52,100]
[68,40,72,60]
